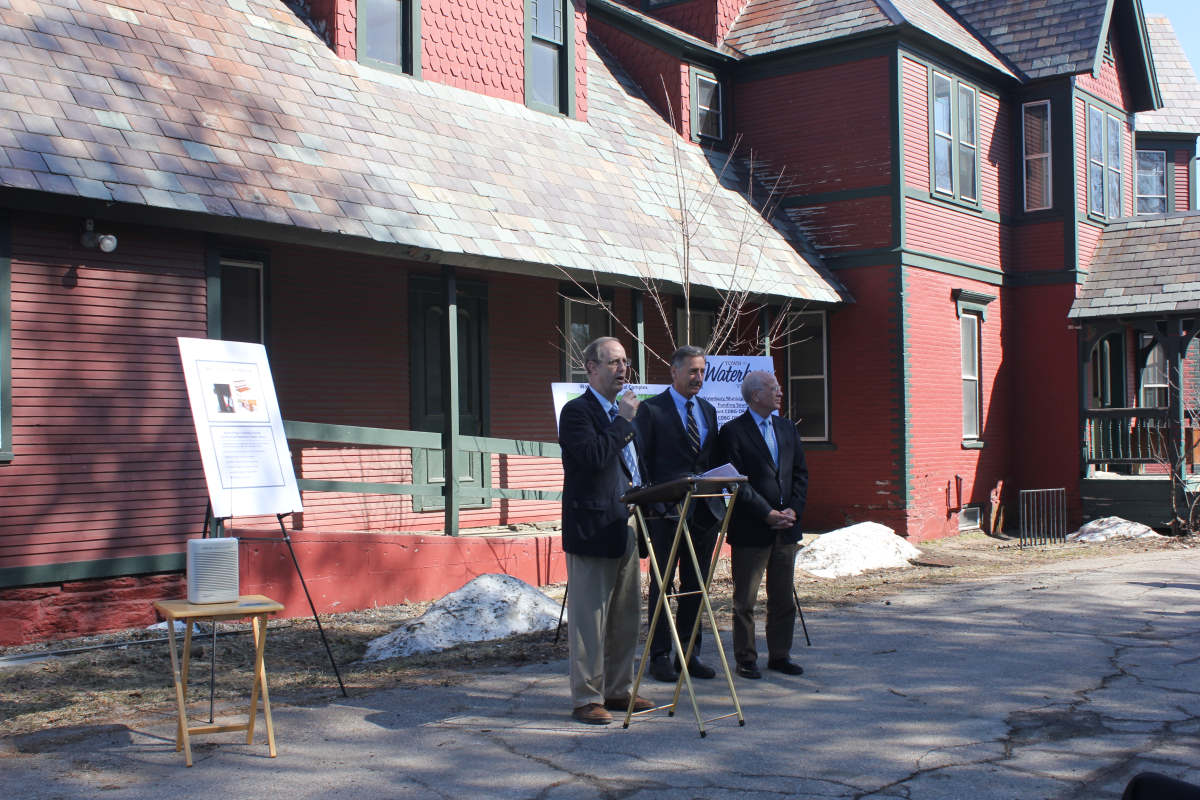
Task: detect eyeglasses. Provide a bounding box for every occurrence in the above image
[589,358,631,368]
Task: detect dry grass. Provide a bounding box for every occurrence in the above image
[1,532,1191,741]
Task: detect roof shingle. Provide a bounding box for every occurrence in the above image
[1137,16,1200,135]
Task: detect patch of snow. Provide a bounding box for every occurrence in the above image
[146,620,198,634]
[362,574,563,662]
[795,521,922,579]
[1068,516,1165,542]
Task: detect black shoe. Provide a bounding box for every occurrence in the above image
[736,661,762,679]
[675,656,716,679]
[648,655,680,683]
[767,658,804,676]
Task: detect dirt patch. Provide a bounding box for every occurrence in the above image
[0,532,1190,742]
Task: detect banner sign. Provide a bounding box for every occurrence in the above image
[551,355,775,430]
[177,337,303,519]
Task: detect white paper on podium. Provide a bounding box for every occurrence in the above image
[177,337,303,519]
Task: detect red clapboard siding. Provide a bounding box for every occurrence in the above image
[1176,149,1193,211]
[1078,221,1103,272]
[905,198,1005,269]
[735,56,891,196]
[1011,220,1065,272]
[902,56,929,191]
[0,213,210,571]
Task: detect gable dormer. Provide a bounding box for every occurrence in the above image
[634,0,743,46]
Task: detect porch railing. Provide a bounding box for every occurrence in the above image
[283,420,563,534]
[1083,407,1171,466]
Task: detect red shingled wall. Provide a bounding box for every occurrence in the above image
[590,18,688,135]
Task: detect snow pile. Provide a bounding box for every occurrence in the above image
[362,574,563,661]
[1068,516,1165,542]
[795,521,922,578]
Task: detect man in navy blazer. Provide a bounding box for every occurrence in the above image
[717,370,809,679]
[558,336,653,724]
[634,344,721,682]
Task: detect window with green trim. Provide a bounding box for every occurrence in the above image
[357,0,420,75]
[1087,105,1124,218]
[220,259,264,344]
[1136,150,1167,214]
[931,71,978,204]
[690,69,722,142]
[526,0,572,115]
[1022,100,1051,211]
[787,311,829,442]
[563,296,611,381]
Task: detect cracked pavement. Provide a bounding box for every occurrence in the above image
[4,548,1200,799]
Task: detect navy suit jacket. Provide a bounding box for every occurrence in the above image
[717,410,808,546]
[634,389,720,523]
[558,390,642,558]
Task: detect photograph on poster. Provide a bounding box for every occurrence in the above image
[197,360,269,421]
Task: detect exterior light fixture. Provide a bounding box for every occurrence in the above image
[80,218,118,253]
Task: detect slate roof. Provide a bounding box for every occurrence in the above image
[1137,16,1200,135]
[938,0,1108,81]
[1069,213,1200,319]
[721,0,1014,77]
[0,0,846,304]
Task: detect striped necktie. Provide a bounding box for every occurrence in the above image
[609,405,641,486]
[685,399,701,457]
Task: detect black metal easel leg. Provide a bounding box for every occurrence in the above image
[554,582,568,645]
[275,514,348,697]
[793,588,812,647]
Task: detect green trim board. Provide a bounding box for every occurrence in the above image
[733,34,897,83]
[901,250,1004,286]
[778,185,893,207]
[897,263,912,518]
[0,553,186,591]
[904,187,998,222]
[0,212,10,462]
[524,0,576,117]
[892,50,905,251]
[355,0,422,78]
[952,288,997,320]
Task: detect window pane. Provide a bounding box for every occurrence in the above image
[960,314,978,378]
[221,263,262,343]
[528,39,560,108]
[1107,115,1122,170]
[933,74,952,134]
[1138,197,1167,214]
[531,0,562,43]
[1137,150,1165,190]
[790,377,826,439]
[695,75,721,139]
[1025,156,1049,210]
[958,143,977,201]
[962,379,979,437]
[934,136,952,193]
[362,0,403,65]
[788,319,825,375]
[1023,103,1048,154]
[1088,107,1103,159]
[957,85,975,145]
[1107,168,1122,217]
[1089,164,1105,214]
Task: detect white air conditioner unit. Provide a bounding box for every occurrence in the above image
[187,538,240,604]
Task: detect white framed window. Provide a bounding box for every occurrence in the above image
[1140,334,1168,408]
[1022,100,1051,211]
[786,310,829,441]
[1136,150,1167,214]
[1088,105,1124,218]
[961,311,980,439]
[690,69,723,142]
[220,258,264,344]
[563,296,611,381]
[931,71,978,203]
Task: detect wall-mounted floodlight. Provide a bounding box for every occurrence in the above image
[80,218,117,253]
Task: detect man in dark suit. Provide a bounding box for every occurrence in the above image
[634,344,721,682]
[558,336,653,724]
[717,370,808,679]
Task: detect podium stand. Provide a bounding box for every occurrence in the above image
[622,475,747,736]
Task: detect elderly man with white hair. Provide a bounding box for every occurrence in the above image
[716,370,809,679]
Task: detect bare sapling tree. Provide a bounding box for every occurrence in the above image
[555,76,814,380]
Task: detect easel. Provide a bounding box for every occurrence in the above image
[202,502,347,705]
[623,475,747,736]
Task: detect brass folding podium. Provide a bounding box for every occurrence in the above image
[621,474,747,736]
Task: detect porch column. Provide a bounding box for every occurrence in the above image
[760,306,772,356]
[1166,318,1185,534]
[442,265,460,536]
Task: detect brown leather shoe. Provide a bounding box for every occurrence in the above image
[604,695,654,712]
[572,703,612,725]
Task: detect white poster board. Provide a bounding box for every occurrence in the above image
[550,355,775,429]
[177,337,303,519]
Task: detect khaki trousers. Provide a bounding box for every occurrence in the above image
[566,525,640,707]
[731,534,798,664]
